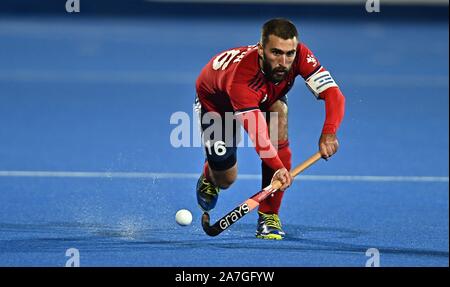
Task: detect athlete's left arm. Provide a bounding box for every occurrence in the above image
[297,43,346,159]
[316,84,345,159]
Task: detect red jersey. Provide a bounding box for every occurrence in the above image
[196,42,345,172]
[196,43,322,114]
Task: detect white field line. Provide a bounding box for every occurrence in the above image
[0,170,448,183]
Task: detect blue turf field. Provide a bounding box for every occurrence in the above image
[0,15,448,266]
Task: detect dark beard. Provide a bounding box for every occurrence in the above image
[260,54,289,83]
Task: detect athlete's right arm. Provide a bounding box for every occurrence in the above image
[235,109,283,170]
[235,109,292,191]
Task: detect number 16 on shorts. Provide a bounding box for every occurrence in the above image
[205,140,227,157]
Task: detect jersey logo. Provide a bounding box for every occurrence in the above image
[260,94,268,103]
[307,54,317,67]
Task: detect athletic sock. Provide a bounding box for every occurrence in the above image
[258,140,292,215]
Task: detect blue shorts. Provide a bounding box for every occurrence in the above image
[195,95,288,171]
[199,106,239,171]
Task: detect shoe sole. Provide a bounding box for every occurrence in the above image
[255,234,283,240]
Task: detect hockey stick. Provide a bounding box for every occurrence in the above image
[201,151,322,236]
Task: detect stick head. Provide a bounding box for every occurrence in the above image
[201,212,210,227]
[201,212,221,236]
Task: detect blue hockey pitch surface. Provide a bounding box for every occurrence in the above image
[0,16,448,266]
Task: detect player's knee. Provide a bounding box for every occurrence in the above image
[268,101,288,142]
[279,102,288,117]
[278,104,288,139]
[211,165,237,189]
[215,176,236,189]
[269,100,288,116]
[277,120,288,141]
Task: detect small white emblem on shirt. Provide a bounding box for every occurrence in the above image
[261,94,268,103]
[306,54,317,67]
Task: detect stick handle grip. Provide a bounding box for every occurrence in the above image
[271,152,322,190]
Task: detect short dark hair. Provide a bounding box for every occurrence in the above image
[261,18,298,47]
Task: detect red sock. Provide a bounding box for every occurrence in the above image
[258,140,292,215]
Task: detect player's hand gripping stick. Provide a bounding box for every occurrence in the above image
[202,152,322,236]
